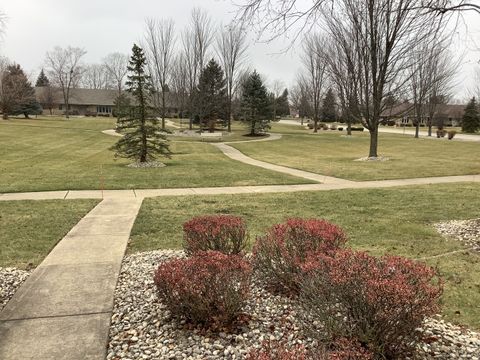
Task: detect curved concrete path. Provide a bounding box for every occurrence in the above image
[213,141,352,185]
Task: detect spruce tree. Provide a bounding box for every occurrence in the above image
[111,44,171,163]
[35,69,50,87]
[1,64,42,119]
[461,97,480,133]
[321,88,337,122]
[276,88,290,117]
[241,70,271,136]
[195,59,227,132]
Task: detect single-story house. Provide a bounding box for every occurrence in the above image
[35,87,118,116]
[380,102,465,127]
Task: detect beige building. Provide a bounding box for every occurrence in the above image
[35,87,118,116]
[380,102,465,127]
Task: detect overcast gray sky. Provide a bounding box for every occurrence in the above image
[1,0,479,100]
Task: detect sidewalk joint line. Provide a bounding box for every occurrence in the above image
[63,190,69,199]
[0,310,112,323]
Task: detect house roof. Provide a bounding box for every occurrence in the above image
[381,102,466,119]
[35,87,118,106]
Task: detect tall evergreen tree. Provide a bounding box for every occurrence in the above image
[1,64,42,119]
[321,88,337,122]
[276,88,290,117]
[111,44,171,163]
[195,59,227,132]
[35,69,50,87]
[462,97,480,133]
[241,70,271,135]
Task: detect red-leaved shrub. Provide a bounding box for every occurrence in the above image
[154,251,251,326]
[299,249,443,358]
[183,215,247,255]
[253,218,347,294]
[326,338,374,360]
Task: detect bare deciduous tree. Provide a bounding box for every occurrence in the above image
[237,0,452,157]
[183,8,214,129]
[144,18,176,129]
[103,52,129,95]
[45,46,86,118]
[469,67,480,102]
[216,24,248,131]
[270,79,284,120]
[171,53,189,119]
[81,63,112,89]
[301,33,327,133]
[290,76,313,124]
[409,38,457,137]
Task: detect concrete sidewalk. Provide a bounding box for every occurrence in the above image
[0,198,143,360]
[1,174,479,201]
[212,142,353,185]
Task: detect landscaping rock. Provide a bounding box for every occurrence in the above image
[354,156,390,162]
[107,250,312,359]
[107,250,480,359]
[417,317,480,359]
[126,161,166,168]
[0,267,30,311]
[434,218,480,249]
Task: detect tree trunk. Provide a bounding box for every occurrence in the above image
[227,100,232,133]
[313,118,318,133]
[347,119,352,136]
[415,122,420,138]
[250,120,255,136]
[428,122,432,137]
[368,128,378,158]
[161,90,166,130]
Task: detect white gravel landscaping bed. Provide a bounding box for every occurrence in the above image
[107,250,480,360]
[0,267,30,311]
[434,218,480,250]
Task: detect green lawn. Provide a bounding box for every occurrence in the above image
[130,183,480,329]
[0,117,311,193]
[0,199,99,268]
[233,129,480,181]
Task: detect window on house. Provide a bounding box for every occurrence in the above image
[59,104,63,110]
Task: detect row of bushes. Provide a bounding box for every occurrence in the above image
[437,129,457,139]
[153,215,443,358]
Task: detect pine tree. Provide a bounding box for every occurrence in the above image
[195,59,227,132]
[111,44,171,163]
[35,69,50,87]
[276,88,290,116]
[113,93,131,118]
[321,88,337,122]
[241,71,272,136]
[1,64,42,119]
[462,97,480,133]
